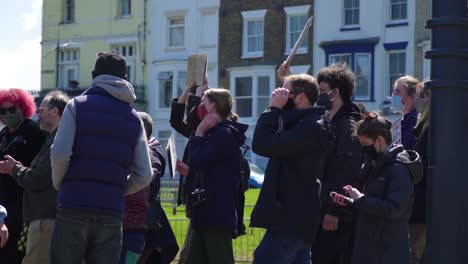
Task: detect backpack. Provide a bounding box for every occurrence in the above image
[234,144,251,239]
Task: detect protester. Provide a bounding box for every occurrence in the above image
[251,74,333,264]
[313,64,362,264]
[331,111,422,264]
[50,51,153,264]
[0,205,8,248]
[0,88,46,263]
[0,91,69,264]
[392,76,419,150]
[170,80,207,264]
[132,112,178,264]
[410,83,430,264]
[176,88,247,264]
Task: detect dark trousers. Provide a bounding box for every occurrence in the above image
[312,223,354,264]
[185,228,234,264]
[50,206,123,264]
[254,229,311,264]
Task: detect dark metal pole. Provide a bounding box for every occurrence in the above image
[425,1,468,263]
[55,24,60,89]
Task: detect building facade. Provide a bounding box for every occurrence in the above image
[219,0,314,169]
[313,0,431,111]
[148,0,221,172]
[41,0,149,108]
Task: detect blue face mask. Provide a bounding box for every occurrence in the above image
[391,96,403,113]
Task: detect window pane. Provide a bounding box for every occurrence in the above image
[248,36,256,52]
[257,97,269,116]
[235,77,252,96]
[401,3,407,19]
[256,36,264,51]
[290,16,299,31]
[392,5,400,20]
[398,53,406,73]
[170,27,184,46]
[159,79,173,108]
[258,76,270,96]
[126,65,132,83]
[248,21,256,35]
[345,10,353,25]
[354,9,360,24]
[344,0,352,9]
[256,21,263,35]
[129,46,133,56]
[177,71,186,96]
[353,0,360,8]
[170,19,184,25]
[354,54,370,98]
[122,46,127,57]
[236,99,252,117]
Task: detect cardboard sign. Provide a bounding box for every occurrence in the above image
[386,113,402,145]
[166,134,178,179]
[185,54,208,87]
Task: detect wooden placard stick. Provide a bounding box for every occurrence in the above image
[284,16,314,68]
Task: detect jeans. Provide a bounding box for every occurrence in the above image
[253,229,311,264]
[50,206,122,264]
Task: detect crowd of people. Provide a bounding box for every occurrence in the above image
[0,50,431,264]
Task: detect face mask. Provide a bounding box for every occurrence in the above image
[283,96,297,111]
[391,95,403,113]
[414,97,428,113]
[362,143,379,160]
[1,112,22,129]
[197,104,208,120]
[317,90,335,110]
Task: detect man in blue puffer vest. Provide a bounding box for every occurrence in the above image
[49,51,153,264]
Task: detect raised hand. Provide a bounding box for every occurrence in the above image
[270,88,290,109]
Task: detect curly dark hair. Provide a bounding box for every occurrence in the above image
[317,64,355,101]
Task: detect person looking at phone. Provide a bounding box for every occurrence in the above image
[330,111,422,264]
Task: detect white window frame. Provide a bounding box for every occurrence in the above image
[241,9,267,59]
[343,0,360,26]
[329,53,352,66]
[111,44,136,84]
[388,50,406,95]
[58,49,79,89]
[389,0,408,22]
[284,5,311,55]
[354,53,371,101]
[167,15,186,49]
[156,66,187,109]
[228,66,275,124]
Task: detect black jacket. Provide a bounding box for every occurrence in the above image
[0,119,46,258]
[169,96,201,207]
[352,145,422,264]
[320,102,362,223]
[410,122,428,224]
[250,107,333,242]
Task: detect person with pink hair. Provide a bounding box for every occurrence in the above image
[0,88,46,263]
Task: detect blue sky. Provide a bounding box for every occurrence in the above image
[0,0,42,90]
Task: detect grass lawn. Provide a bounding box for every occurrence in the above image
[162,188,264,263]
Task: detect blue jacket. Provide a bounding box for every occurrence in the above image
[188,119,247,233]
[54,82,148,214]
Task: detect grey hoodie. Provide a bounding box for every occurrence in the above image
[0,205,6,223]
[50,74,152,195]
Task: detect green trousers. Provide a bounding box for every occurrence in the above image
[185,228,234,264]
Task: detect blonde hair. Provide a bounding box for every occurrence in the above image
[204,88,239,121]
[416,82,430,131]
[395,75,419,96]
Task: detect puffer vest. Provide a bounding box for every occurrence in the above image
[58,87,141,214]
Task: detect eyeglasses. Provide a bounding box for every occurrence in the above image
[0,106,17,115]
[36,107,53,114]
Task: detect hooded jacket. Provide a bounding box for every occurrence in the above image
[187,119,248,233]
[320,101,362,223]
[352,144,422,264]
[51,75,153,214]
[250,107,333,242]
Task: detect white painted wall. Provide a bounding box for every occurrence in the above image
[148,0,220,122]
[313,0,416,111]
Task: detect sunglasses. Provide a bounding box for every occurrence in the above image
[0,106,17,115]
[36,107,53,114]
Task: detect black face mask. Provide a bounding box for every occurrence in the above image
[362,144,379,160]
[317,92,333,110]
[283,96,296,111]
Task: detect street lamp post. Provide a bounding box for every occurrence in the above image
[426,1,468,263]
